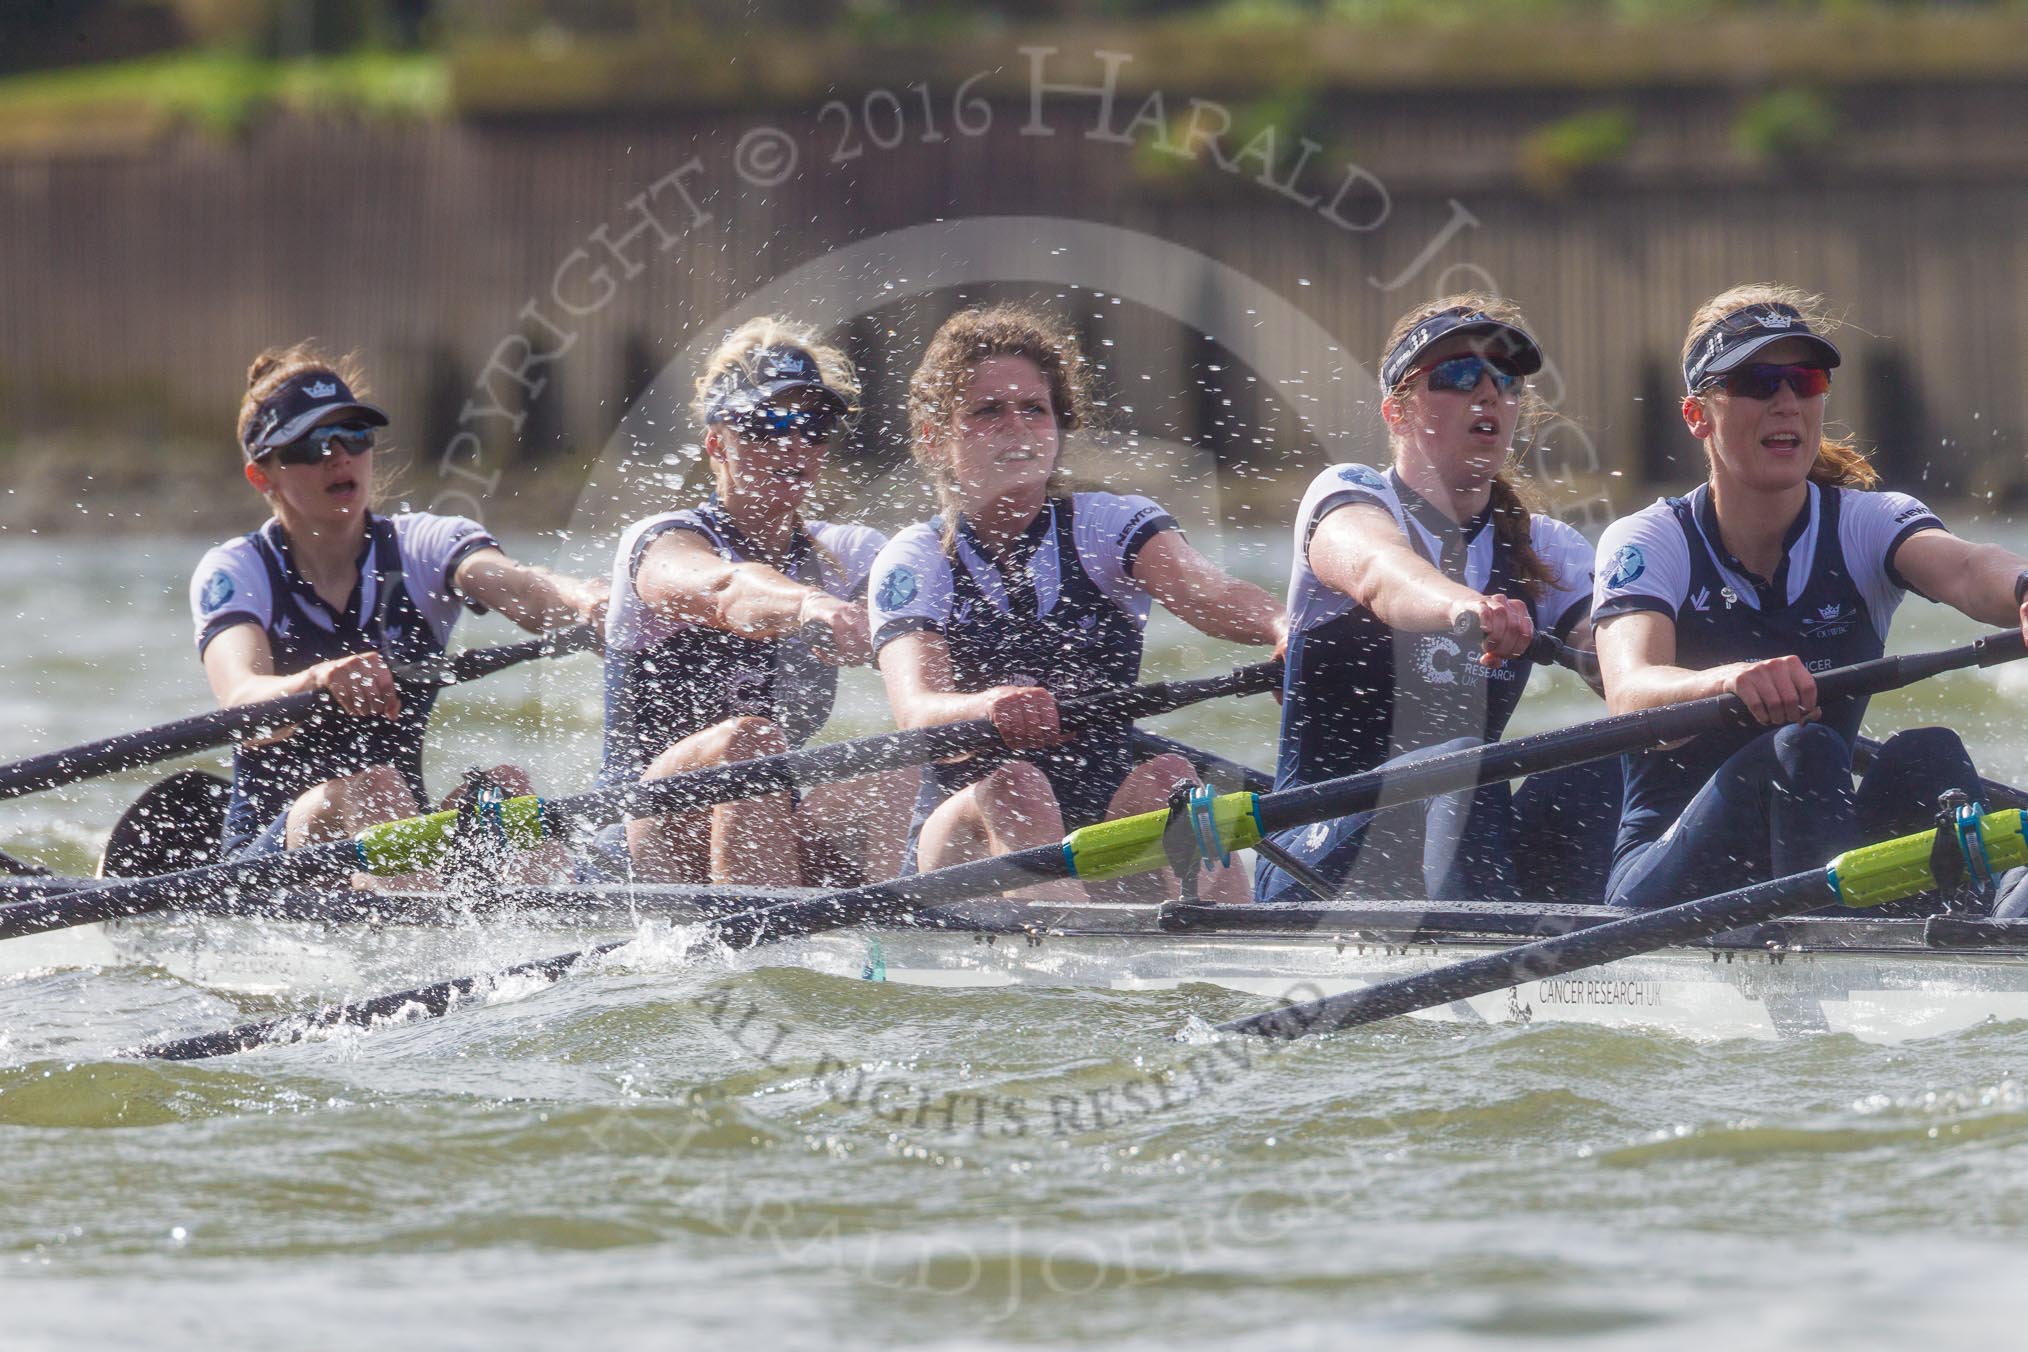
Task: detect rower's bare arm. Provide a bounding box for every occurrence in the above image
[452,547,607,635]
[1892,529,2028,632]
[1596,611,1816,727]
[1311,503,1483,633]
[877,631,997,730]
[636,532,870,666]
[1129,530,1287,648]
[202,623,401,720]
[1310,503,1531,663]
[876,630,1061,748]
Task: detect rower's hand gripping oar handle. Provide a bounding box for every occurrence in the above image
[1448,611,1577,675]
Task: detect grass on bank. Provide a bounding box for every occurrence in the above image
[0,47,445,148]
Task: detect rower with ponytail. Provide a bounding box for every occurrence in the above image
[1259,293,1620,905]
[1595,283,2028,914]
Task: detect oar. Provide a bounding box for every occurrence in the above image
[96,770,230,878]
[136,630,2026,1059]
[1542,630,2028,809]
[0,626,599,803]
[3,661,1281,944]
[1220,805,2028,1040]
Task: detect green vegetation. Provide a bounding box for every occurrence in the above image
[1733,87,1840,161]
[1521,106,1637,193]
[1,0,2025,138]
[0,47,445,144]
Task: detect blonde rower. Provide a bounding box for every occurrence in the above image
[601,319,914,886]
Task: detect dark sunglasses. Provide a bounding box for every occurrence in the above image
[1404,354,1523,396]
[722,403,841,445]
[1701,363,1832,400]
[259,422,377,467]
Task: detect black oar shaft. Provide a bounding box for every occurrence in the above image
[0,845,346,940]
[1221,869,1825,1039]
[543,662,1281,835]
[9,662,1278,945]
[0,627,594,802]
[0,694,324,802]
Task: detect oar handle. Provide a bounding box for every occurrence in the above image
[1449,611,1585,676]
[420,625,600,686]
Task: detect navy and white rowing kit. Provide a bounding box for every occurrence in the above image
[601,499,885,782]
[866,492,1178,829]
[190,512,498,848]
[1593,480,1947,868]
[1274,463,1595,791]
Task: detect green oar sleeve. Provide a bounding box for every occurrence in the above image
[1062,792,1264,881]
[1827,808,2028,908]
[352,796,549,876]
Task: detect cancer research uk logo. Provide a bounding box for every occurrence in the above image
[201,570,235,613]
[876,566,917,613]
[1605,545,1645,589]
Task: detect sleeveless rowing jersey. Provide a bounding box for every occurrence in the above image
[866,492,1177,827]
[1273,463,1594,792]
[189,512,498,842]
[601,499,885,783]
[1594,481,1947,864]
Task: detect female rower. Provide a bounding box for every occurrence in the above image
[193,343,605,870]
[1594,284,2028,911]
[1256,294,1614,905]
[602,318,915,887]
[867,304,1287,902]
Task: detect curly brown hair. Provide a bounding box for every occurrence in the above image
[906,304,1093,548]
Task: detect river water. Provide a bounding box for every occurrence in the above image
[7,523,2028,1349]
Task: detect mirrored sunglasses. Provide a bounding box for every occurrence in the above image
[1406,354,1523,396]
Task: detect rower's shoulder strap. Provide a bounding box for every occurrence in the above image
[364,513,410,642]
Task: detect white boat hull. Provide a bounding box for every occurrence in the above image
[56,887,2028,1047]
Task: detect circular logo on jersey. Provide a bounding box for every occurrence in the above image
[876,566,917,612]
[200,570,235,613]
[1337,463,1387,491]
[1604,545,1646,589]
[1415,635,1462,686]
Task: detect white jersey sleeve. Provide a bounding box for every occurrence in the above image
[1593,501,1692,624]
[1071,491,1178,614]
[1838,487,1949,623]
[1302,463,1404,554]
[812,522,889,600]
[603,509,718,655]
[392,512,500,643]
[868,524,957,653]
[190,538,274,655]
[1530,516,1596,636]
[1283,464,1407,636]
